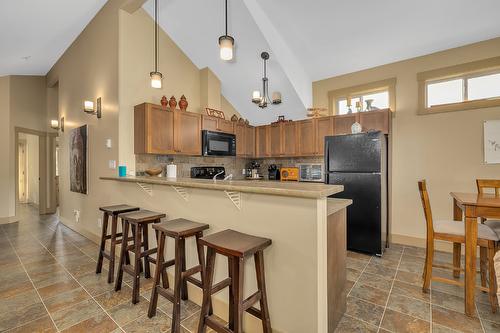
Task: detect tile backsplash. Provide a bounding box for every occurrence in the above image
[136,155,324,179]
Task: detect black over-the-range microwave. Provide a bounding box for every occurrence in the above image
[201,130,236,156]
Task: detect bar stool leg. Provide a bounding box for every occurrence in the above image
[195,232,212,315]
[115,220,129,291]
[132,223,142,304]
[143,224,151,279]
[122,219,131,265]
[148,230,166,318]
[108,214,118,283]
[131,225,143,273]
[179,238,188,300]
[227,257,234,330]
[197,247,216,333]
[233,257,244,333]
[155,229,169,289]
[172,237,183,333]
[255,250,272,333]
[96,212,109,274]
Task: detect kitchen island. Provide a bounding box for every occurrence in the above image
[100,176,351,333]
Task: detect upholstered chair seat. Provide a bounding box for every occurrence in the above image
[434,220,500,241]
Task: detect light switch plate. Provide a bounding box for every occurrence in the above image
[109,160,116,169]
[106,139,112,149]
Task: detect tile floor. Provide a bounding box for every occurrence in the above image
[1,205,499,332]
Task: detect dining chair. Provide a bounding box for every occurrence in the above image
[476,179,500,291]
[418,180,498,312]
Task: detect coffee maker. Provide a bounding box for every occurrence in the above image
[268,164,280,180]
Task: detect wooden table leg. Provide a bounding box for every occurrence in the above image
[464,211,477,317]
[453,198,462,278]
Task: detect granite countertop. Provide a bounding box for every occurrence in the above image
[100,176,343,199]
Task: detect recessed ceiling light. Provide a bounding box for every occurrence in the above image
[21,56,31,61]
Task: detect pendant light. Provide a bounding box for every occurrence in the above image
[252,52,282,108]
[219,0,234,61]
[150,0,163,88]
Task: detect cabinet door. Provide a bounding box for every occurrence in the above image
[175,111,201,155]
[202,115,218,132]
[282,122,297,156]
[270,123,282,156]
[359,109,390,134]
[333,114,358,135]
[217,119,234,134]
[256,126,270,157]
[245,126,255,157]
[234,123,246,156]
[297,120,316,156]
[315,116,333,155]
[148,108,175,154]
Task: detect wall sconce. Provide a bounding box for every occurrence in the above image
[50,117,64,132]
[83,98,102,118]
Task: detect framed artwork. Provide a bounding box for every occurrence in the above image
[484,120,500,164]
[205,108,225,119]
[70,125,88,194]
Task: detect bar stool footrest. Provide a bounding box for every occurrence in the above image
[210,278,232,295]
[181,265,202,279]
[140,248,158,257]
[157,286,174,303]
[122,264,135,276]
[242,291,261,311]
[206,316,232,333]
[246,306,263,319]
[101,251,112,260]
[185,276,203,288]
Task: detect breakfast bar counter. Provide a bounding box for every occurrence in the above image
[100,176,351,333]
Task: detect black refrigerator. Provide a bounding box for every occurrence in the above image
[324,131,388,255]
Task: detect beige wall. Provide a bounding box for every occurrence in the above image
[313,37,500,245]
[46,0,122,235]
[24,133,40,206]
[200,67,221,110]
[0,76,11,218]
[221,95,242,120]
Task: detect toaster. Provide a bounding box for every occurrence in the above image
[280,167,299,181]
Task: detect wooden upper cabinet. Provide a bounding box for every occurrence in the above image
[234,123,246,156]
[297,119,316,156]
[256,125,270,157]
[134,103,174,154]
[245,126,255,157]
[270,123,282,156]
[359,109,390,134]
[315,116,333,155]
[282,122,297,156]
[174,110,201,155]
[202,115,234,134]
[333,114,358,135]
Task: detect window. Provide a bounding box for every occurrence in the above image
[337,91,389,115]
[418,56,500,114]
[328,78,396,116]
[426,71,500,108]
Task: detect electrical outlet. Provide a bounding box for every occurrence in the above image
[109,160,116,169]
[97,218,102,228]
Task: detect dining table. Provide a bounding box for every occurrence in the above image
[450,192,500,316]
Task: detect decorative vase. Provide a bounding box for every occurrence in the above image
[351,122,362,134]
[365,99,374,111]
[179,95,188,111]
[160,96,168,108]
[169,96,177,110]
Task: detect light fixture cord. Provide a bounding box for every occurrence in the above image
[154,0,159,72]
[225,0,228,36]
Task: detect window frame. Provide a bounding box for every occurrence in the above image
[336,89,390,115]
[328,78,396,116]
[418,56,500,115]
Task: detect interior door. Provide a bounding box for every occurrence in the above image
[18,142,27,203]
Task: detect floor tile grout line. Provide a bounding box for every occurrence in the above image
[377,248,404,333]
[24,226,127,333]
[340,312,383,331]
[347,255,373,298]
[0,227,61,333]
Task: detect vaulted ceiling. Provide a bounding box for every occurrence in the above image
[1,0,499,124]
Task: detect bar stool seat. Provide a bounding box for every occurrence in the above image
[197,229,272,333]
[96,204,140,283]
[115,210,166,304]
[148,218,210,333]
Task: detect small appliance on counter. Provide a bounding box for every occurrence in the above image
[298,163,324,182]
[268,164,280,181]
[280,167,299,181]
[191,166,225,180]
[166,162,177,178]
[245,161,262,180]
[202,130,236,156]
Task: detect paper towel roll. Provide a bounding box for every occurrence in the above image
[167,163,177,178]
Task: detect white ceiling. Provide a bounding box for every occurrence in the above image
[144,0,500,124]
[0,0,107,76]
[1,0,499,124]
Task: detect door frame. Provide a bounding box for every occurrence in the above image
[18,140,27,203]
[14,127,58,216]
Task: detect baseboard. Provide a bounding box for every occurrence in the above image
[391,233,458,253]
[0,215,20,225]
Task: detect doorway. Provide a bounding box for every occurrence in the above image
[18,140,27,203]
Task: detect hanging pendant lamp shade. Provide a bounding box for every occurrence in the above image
[219,0,234,61]
[150,0,163,88]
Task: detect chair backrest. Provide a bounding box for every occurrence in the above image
[476,179,500,196]
[418,180,434,236]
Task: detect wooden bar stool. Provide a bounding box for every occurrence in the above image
[148,218,210,333]
[96,204,140,283]
[115,210,166,304]
[197,229,272,333]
